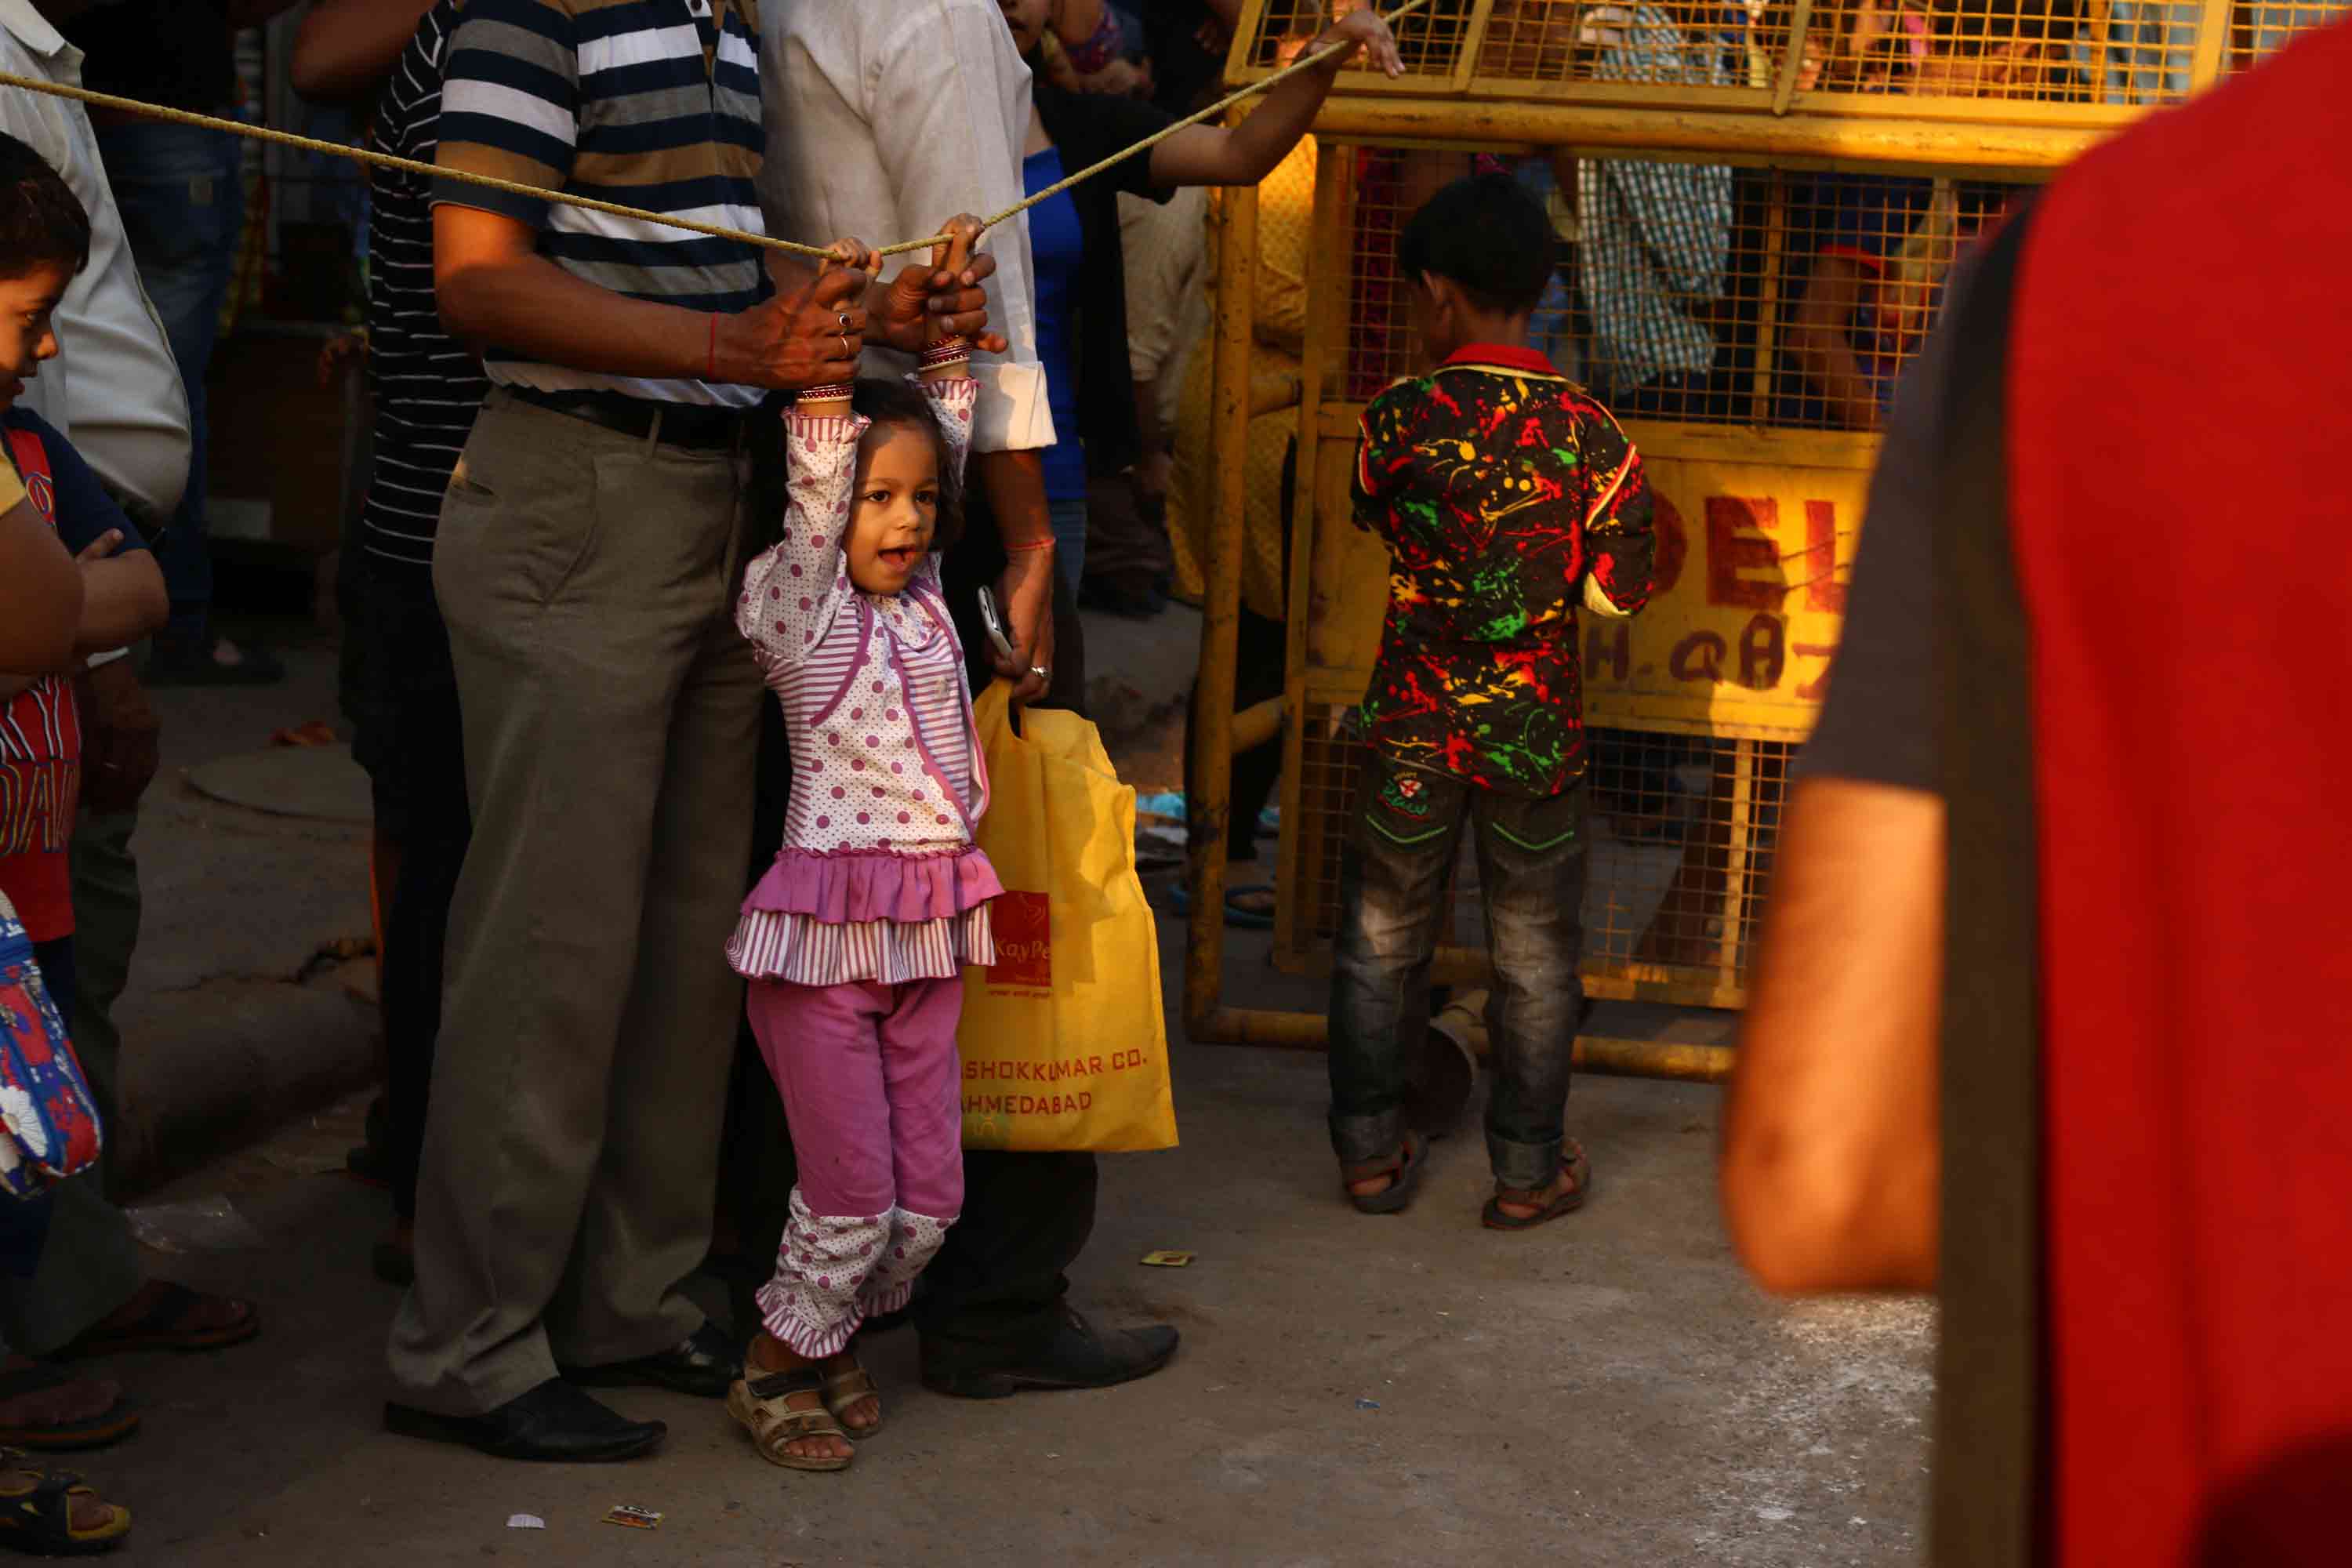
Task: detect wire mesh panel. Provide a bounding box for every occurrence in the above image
[1239,0,2344,111]
[2223,0,2347,69]
[1285,704,1788,1003]
[1242,0,1483,78]
[1338,149,2030,430]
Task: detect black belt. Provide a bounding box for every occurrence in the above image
[507,386,748,452]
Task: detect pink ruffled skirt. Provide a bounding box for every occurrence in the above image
[728,846,1001,987]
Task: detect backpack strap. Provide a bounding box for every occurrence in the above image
[1931,201,2048,1568]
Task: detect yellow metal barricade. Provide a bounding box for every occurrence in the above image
[1183,0,2343,1074]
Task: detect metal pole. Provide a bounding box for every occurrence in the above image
[1183,179,1261,1038]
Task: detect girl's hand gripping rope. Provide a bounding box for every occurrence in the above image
[880,214,1007,356]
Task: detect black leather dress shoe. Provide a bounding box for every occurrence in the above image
[561,1322,741,1400]
[920,1309,1180,1400]
[383,1378,665,1462]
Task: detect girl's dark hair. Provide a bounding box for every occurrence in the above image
[0,132,90,281]
[743,376,964,555]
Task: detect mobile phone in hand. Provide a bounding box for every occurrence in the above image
[976,585,1018,663]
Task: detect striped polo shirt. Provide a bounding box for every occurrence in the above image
[433,0,767,407]
[363,0,490,569]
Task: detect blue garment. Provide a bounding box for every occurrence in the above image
[0,410,147,557]
[1047,495,1088,592]
[92,121,242,637]
[1023,147,1089,513]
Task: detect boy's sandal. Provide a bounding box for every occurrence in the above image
[821,1357,883,1441]
[1341,1130,1428,1215]
[1481,1141,1593,1232]
[0,1450,131,1555]
[0,1367,137,1453]
[727,1369,854,1473]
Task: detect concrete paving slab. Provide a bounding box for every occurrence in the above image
[186,743,372,825]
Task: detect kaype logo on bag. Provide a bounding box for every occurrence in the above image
[986,891,1051,990]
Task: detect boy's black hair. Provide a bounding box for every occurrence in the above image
[745,376,965,557]
[0,132,91,281]
[1396,173,1554,318]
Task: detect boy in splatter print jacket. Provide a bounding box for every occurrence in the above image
[1329,174,1654,1231]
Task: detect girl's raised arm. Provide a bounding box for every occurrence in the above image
[737,392,868,671]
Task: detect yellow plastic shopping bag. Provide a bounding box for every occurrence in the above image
[960,684,1178,1153]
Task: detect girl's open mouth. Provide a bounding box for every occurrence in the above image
[880,546,918,571]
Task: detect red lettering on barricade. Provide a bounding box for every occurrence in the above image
[1671,632,1726,684]
[1585,619,1630,683]
[1737,614,1787,691]
[1793,643,1838,702]
[1704,497,1787,612]
[1802,500,1846,615]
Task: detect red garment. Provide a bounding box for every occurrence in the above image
[0,425,79,942]
[2006,22,2352,1564]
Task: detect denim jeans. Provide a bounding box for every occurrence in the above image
[1047,493,1088,592]
[93,122,244,641]
[1327,751,1592,1190]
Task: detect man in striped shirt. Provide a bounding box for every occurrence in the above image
[377,0,1002,1464]
[294,0,480,1297]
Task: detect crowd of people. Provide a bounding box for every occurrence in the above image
[0,0,2343,1558]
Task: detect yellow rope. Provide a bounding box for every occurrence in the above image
[0,0,1429,263]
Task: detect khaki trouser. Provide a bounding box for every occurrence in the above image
[389,390,762,1414]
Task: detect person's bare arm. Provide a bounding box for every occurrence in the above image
[1788,256,1885,433]
[434,205,866,390]
[71,532,168,654]
[1147,9,1403,187]
[0,497,78,676]
[1054,0,1107,48]
[973,450,1056,705]
[290,0,437,102]
[1722,777,1944,1294]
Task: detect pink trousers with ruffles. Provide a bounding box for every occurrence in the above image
[746,973,963,1359]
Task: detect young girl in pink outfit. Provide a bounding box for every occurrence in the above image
[725,233,1015,1474]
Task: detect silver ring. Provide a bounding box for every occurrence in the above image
[1030,665,1051,681]
[839,332,853,357]
[837,311,851,330]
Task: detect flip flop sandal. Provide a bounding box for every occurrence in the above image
[1341,1130,1428,1215]
[820,1357,884,1441]
[56,1283,259,1361]
[728,1368,854,1473]
[0,1367,137,1453]
[1481,1142,1593,1231]
[0,1450,131,1555]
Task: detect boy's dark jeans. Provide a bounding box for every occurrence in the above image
[1328,752,1592,1191]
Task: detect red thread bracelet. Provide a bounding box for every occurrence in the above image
[1004,537,1056,554]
